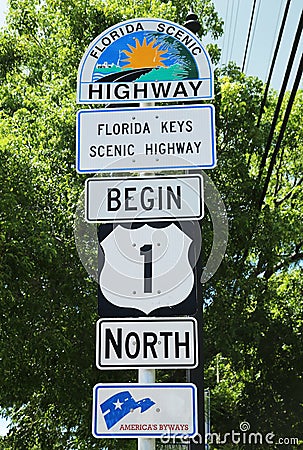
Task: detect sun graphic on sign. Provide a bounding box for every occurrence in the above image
[122,38,168,69]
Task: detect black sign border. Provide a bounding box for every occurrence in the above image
[96,317,198,369]
[97,220,201,318]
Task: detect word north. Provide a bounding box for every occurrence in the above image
[104,328,191,359]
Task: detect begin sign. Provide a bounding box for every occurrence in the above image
[85,174,203,222]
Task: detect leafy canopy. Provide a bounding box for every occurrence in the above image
[0,0,302,449]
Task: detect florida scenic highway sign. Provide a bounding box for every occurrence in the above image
[76,104,216,173]
[77,18,213,103]
[92,383,197,438]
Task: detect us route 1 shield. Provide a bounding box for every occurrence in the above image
[96,318,198,369]
[97,221,201,317]
[92,383,197,438]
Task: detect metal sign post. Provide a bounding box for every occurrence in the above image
[138,370,155,450]
[188,276,204,449]
[138,108,156,450]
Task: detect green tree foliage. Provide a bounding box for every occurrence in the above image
[0,0,302,449]
[0,0,221,448]
[204,65,303,447]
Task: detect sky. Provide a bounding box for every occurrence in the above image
[0,0,302,90]
[204,0,303,91]
[0,420,8,436]
[0,0,302,438]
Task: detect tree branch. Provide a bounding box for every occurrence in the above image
[263,242,303,279]
[275,177,303,206]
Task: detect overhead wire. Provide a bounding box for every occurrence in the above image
[239,5,302,267]
[228,0,240,62]
[266,0,284,79]
[257,9,303,181]
[221,0,232,66]
[219,0,229,66]
[225,0,235,64]
[258,52,303,209]
[246,0,262,73]
[257,0,292,127]
[242,0,258,72]
[239,48,302,267]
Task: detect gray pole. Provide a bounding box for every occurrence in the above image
[138,102,156,450]
[138,369,156,450]
[183,11,206,449]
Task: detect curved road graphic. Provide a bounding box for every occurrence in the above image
[97,67,154,82]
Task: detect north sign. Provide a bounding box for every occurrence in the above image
[85,174,203,222]
[76,104,216,173]
[77,18,213,103]
[92,383,197,438]
[96,318,198,369]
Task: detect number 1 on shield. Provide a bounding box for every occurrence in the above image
[140,244,152,293]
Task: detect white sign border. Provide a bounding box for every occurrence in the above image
[76,104,216,173]
[96,317,198,369]
[85,174,204,223]
[92,382,198,438]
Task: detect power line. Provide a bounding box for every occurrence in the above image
[240,9,302,266]
[257,0,292,127]
[221,0,232,65]
[239,52,302,267]
[246,0,262,73]
[242,0,258,72]
[257,8,303,180]
[228,0,240,62]
[219,0,228,65]
[258,51,303,209]
[266,0,284,80]
[225,0,235,63]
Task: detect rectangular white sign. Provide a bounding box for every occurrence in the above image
[76,104,216,173]
[92,383,197,438]
[96,318,198,369]
[86,175,203,222]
